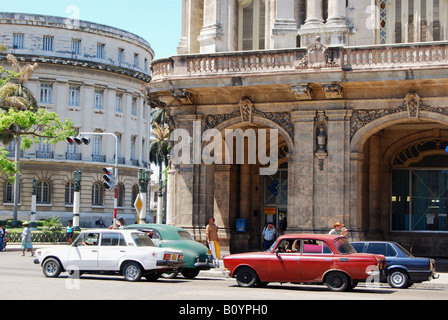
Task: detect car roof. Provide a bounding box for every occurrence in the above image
[126,224,187,239]
[81,229,142,234]
[278,234,343,241]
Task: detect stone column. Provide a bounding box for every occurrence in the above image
[271,0,299,49]
[298,0,324,47]
[349,152,365,240]
[368,135,381,237]
[327,0,346,26]
[239,163,251,219]
[305,0,324,25]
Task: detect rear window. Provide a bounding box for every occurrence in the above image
[131,233,155,247]
[178,230,194,240]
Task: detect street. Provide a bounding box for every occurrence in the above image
[1,249,447,301]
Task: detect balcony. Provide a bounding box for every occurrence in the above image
[150,42,448,82]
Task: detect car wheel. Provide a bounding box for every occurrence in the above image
[387,269,409,289]
[326,272,349,292]
[122,262,143,282]
[182,269,200,279]
[161,271,179,279]
[145,272,161,281]
[236,267,258,288]
[42,258,62,278]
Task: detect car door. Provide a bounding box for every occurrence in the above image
[299,240,334,282]
[68,232,100,270]
[268,238,301,282]
[98,232,128,270]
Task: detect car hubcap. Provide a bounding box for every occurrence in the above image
[125,266,139,280]
[45,262,57,275]
[392,273,404,285]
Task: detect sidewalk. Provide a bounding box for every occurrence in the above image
[5,244,448,290]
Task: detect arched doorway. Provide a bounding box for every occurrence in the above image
[351,104,448,256]
[211,114,293,253]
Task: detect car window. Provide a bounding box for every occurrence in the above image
[178,230,194,240]
[101,233,126,247]
[395,243,414,258]
[366,243,397,257]
[276,239,299,253]
[302,240,332,254]
[75,233,100,246]
[351,243,365,252]
[131,233,155,247]
[141,229,162,240]
[334,238,356,254]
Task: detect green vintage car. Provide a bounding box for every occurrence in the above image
[125,224,213,279]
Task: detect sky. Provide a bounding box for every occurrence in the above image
[1,0,183,59]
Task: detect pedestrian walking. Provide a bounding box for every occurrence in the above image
[262,222,278,251]
[66,221,74,244]
[206,217,220,268]
[21,222,34,256]
[0,223,4,252]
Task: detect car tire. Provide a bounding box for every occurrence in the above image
[145,272,161,281]
[42,258,62,278]
[326,272,349,292]
[236,267,258,288]
[387,269,409,289]
[122,262,143,282]
[182,269,200,279]
[161,271,179,279]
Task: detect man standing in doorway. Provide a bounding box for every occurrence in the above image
[262,222,278,251]
[206,217,220,268]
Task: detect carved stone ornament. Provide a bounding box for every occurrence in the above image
[291,84,312,100]
[204,98,294,140]
[405,90,420,118]
[322,83,343,99]
[171,89,194,105]
[239,98,254,123]
[351,91,448,139]
[296,37,338,69]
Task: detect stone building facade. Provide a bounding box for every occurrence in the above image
[0,13,154,226]
[147,0,448,257]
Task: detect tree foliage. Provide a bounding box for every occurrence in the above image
[0,53,76,177]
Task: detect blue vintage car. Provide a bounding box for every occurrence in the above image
[352,241,439,288]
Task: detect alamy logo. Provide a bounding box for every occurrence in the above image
[170,121,279,176]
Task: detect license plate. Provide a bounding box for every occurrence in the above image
[172,254,178,261]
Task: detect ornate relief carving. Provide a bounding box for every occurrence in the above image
[204,98,294,140]
[322,83,343,99]
[351,91,448,139]
[296,37,339,69]
[239,98,254,123]
[291,84,312,100]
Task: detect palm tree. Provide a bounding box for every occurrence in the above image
[149,120,170,224]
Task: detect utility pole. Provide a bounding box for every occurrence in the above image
[72,170,82,231]
[30,179,37,230]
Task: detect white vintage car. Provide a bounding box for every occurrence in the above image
[34,229,185,282]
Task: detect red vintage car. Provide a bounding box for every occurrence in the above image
[223,234,386,291]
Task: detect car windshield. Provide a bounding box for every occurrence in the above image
[334,238,357,254]
[178,230,194,240]
[131,233,155,247]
